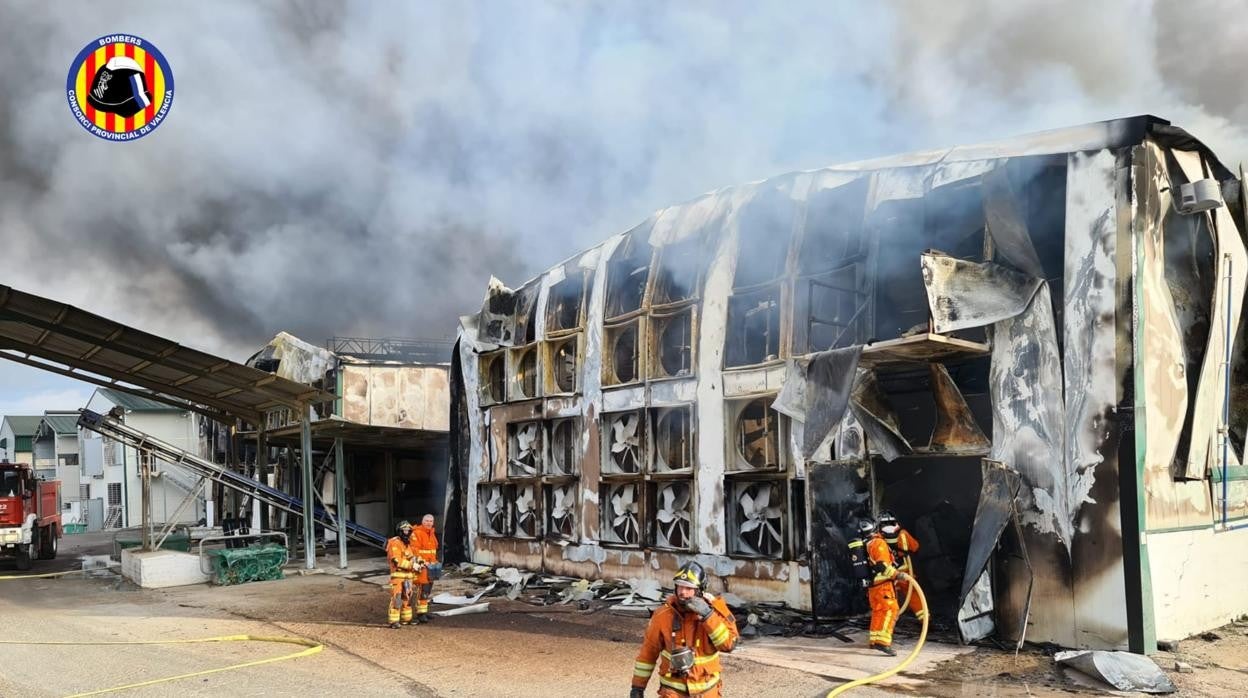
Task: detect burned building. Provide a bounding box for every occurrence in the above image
[450,115,1248,652]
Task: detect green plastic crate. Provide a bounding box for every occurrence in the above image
[206,543,287,586]
[63,523,86,534]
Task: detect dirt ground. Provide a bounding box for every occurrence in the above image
[1,532,1245,697]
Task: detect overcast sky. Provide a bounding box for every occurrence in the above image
[1,0,1246,421]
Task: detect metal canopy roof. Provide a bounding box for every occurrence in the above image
[0,284,334,423]
[259,417,448,452]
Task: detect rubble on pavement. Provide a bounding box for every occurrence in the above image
[441,562,874,640]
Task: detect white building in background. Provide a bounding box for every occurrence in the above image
[32,413,84,525]
[0,415,41,465]
[78,388,210,530]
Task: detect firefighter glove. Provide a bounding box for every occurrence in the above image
[896,571,910,581]
[683,595,713,621]
[629,688,645,698]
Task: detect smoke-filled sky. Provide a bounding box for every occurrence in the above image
[1,0,1246,419]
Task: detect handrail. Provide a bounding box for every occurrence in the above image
[198,531,289,575]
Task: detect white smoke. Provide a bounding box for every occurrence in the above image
[0,0,1243,360]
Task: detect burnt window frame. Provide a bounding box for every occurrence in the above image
[508,345,541,402]
[724,394,792,560]
[542,333,582,396]
[649,305,698,381]
[603,318,645,387]
[543,417,581,542]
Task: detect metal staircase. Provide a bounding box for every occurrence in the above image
[77,409,385,549]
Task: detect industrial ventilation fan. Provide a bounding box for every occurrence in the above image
[513,484,538,537]
[510,422,541,475]
[549,419,576,475]
[655,481,691,548]
[608,413,641,473]
[548,483,576,537]
[734,481,784,557]
[606,482,640,545]
[484,487,508,535]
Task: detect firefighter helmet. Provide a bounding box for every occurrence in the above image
[396,520,413,533]
[857,518,877,536]
[878,511,900,535]
[86,56,153,118]
[878,511,898,526]
[673,561,707,590]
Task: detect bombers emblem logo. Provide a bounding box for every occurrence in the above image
[66,34,174,141]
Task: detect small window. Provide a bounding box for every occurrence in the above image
[61,453,80,467]
[513,284,541,346]
[725,286,781,367]
[546,267,588,332]
[107,482,122,507]
[79,483,89,501]
[652,234,709,305]
[605,234,654,319]
[733,185,797,289]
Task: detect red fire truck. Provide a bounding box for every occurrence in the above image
[0,462,61,570]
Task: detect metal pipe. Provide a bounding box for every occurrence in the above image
[300,406,315,569]
[1222,252,1233,528]
[335,437,346,569]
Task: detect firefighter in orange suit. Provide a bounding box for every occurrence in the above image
[861,518,907,656]
[879,511,926,622]
[411,513,440,623]
[386,520,418,628]
[630,561,739,697]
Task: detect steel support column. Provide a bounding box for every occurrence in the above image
[335,437,347,568]
[301,406,315,570]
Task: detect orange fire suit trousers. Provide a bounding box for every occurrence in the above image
[894,578,926,620]
[389,576,414,624]
[868,582,899,647]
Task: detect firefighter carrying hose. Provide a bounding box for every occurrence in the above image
[630,561,739,697]
[411,513,440,624]
[879,511,925,623]
[386,520,419,629]
[861,518,911,656]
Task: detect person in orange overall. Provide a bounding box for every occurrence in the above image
[862,517,908,656]
[879,511,926,622]
[386,520,417,628]
[411,513,440,623]
[630,561,739,698]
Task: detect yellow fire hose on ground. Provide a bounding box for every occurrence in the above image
[0,634,323,697]
[0,569,322,696]
[827,575,929,697]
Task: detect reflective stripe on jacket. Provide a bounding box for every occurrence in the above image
[884,528,919,574]
[386,536,415,579]
[632,593,738,693]
[867,534,899,586]
[411,526,438,584]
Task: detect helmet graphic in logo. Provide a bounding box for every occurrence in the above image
[87,56,153,118]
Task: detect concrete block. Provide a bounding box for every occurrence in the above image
[1175,661,1193,674]
[121,548,211,588]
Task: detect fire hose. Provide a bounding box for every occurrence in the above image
[0,634,323,696]
[826,575,929,697]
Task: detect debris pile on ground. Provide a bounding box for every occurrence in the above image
[444,562,869,640]
[1054,649,1177,694]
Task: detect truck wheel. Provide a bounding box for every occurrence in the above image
[39,527,58,560]
[15,546,32,570]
